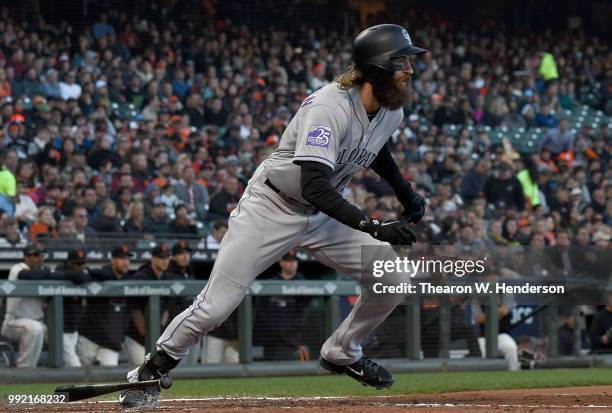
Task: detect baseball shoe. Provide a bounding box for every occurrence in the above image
[119,350,178,409]
[118,365,160,409]
[319,356,394,389]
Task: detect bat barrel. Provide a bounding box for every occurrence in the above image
[54,379,161,402]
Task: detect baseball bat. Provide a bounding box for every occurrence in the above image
[54,375,172,402]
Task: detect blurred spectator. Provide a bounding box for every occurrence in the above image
[501,100,527,129]
[159,184,182,217]
[516,157,542,209]
[0,148,16,216]
[208,177,241,220]
[175,166,209,220]
[483,96,509,128]
[591,189,606,215]
[51,217,81,249]
[0,218,27,247]
[454,222,487,254]
[116,187,133,219]
[92,200,123,234]
[13,181,38,225]
[502,218,520,245]
[72,205,98,247]
[59,72,82,101]
[204,220,228,250]
[522,233,558,276]
[0,68,11,98]
[145,197,171,235]
[483,162,525,211]
[92,13,115,40]
[123,201,147,235]
[41,69,61,98]
[169,204,199,236]
[548,228,574,275]
[28,206,57,240]
[308,62,328,91]
[540,119,574,156]
[488,219,509,245]
[593,228,610,246]
[77,245,133,366]
[539,52,559,83]
[460,161,489,205]
[4,122,28,160]
[81,186,100,223]
[204,98,228,126]
[535,105,559,128]
[0,244,47,367]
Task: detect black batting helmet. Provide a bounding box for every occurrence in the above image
[353,24,427,82]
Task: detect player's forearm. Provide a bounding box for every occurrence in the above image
[300,161,370,231]
[370,143,415,205]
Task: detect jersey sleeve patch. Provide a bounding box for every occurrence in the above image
[306,125,332,148]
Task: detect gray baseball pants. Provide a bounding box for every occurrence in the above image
[156,172,404,365]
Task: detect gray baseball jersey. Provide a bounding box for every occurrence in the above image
[154,82,408,367]
[263,83,403,204]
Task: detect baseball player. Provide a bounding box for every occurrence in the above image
[120,24,427,407]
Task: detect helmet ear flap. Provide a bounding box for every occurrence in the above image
[362,63,394,83]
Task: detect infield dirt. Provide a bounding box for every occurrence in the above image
[2,385,611,412]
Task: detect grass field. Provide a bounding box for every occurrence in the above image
[1,368,611,399]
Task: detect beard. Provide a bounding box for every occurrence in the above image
[372,75,411,110]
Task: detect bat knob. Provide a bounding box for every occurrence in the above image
[159,374,173,389]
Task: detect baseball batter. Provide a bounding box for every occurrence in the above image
[121,24,427,407]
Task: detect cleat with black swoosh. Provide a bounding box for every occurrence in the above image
[118,366,161,409]
[319,356,394,389]
[119,350,178,409]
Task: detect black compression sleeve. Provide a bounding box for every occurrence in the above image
[370,142,414,205]
[299,161,370,231]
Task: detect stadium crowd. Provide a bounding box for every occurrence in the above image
[0,4,610,367]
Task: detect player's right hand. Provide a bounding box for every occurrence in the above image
[368,219,417,246]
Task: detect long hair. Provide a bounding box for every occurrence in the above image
[335,64,367,90]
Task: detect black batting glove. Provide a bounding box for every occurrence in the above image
[401,192,426,224]
[360,217,417,246]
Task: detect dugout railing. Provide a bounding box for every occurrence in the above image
[1,279,606,368]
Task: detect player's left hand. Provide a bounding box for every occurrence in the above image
[370,219,417,246]
[401,192,426,223]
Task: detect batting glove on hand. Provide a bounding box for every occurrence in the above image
[401,192,426,224]
[361,217,417,246]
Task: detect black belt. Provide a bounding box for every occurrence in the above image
[264,178,318,215]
